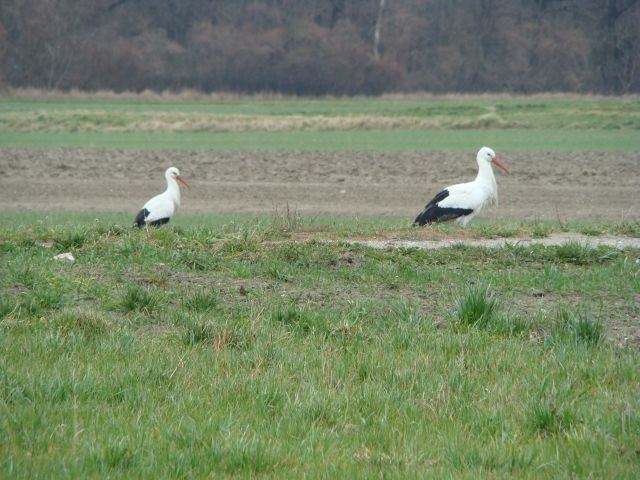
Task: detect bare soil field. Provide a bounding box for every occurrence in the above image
[1,148,638,221]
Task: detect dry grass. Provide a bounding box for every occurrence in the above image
[0,111,517,132]
[3,87,639,103]
[0,87,296,102]
[5,108,637,132]
[379,91,640,102]
[3,90,639,134]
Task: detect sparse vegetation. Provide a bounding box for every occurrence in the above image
[271,203,304,233]
[531,221,552,239]
[550,241,616,265]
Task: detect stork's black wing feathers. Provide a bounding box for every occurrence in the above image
[424,189,450,209]
[133,208,170,228]
[413,189,473,226]
[149,217,170,227]
[134,208,150,227]
[414,206,474,225]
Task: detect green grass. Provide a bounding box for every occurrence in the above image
[0,211,638,240]
[1,129,639,151]
[1,218,639,478]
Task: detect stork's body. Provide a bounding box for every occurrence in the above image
[414,147,509,226]
[134,167,189,227]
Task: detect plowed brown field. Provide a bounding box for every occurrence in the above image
[1,149,638,221]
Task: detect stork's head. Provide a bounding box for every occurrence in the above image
[166,167,189,187]
[477,147,510,173]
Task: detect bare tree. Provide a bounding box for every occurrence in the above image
[373,0,386,59]
[596,0,640,92]
[534,0,640,92]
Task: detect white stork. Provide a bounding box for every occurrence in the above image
[414,147,510,226]
[134,167,189,227]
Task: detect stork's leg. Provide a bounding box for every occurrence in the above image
[458,214,474,227]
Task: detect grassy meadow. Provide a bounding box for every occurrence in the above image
[1,215,639,478]
[1,92,640,477]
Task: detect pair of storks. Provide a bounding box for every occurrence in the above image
[134,147,510,228]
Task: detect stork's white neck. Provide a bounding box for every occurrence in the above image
[165,176,182,206]
[475,157,498,203]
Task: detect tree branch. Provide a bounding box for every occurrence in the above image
[611,0,640,23]
[107,0,135,12]
[373,0,386,59]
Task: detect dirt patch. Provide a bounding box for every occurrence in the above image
[1,149,639,221]
[346,233,640,250]
[508,289,640,350]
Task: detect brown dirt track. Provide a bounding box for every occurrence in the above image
[0,149,639,221]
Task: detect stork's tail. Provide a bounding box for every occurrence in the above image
[413,206,435,226]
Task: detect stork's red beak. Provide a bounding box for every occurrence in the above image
[492,158,510,174]
[176,175,190,187]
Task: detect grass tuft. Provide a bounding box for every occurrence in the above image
[530,402,577,435]
[22,287,64,316]
[610,221,640,237]
[49,309,109,339]
[455,285,498,329]
[549,242,617,265]
[491,314,531,337]
[271,303,322,334]
[181,318,217,345]
[54,230,87,250]
[528,378,579,435]
[579,226,603,236]
[271,303,303,326]
[531,222,552,239]
[552,308,604,347]
[271,203,304,232]
[181,318,253,350]
[182,289,219,312]
[473,224,519,239]
[120,285,159,313]
[0,295,18,318]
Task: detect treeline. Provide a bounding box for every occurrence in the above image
[1,0,639,95]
